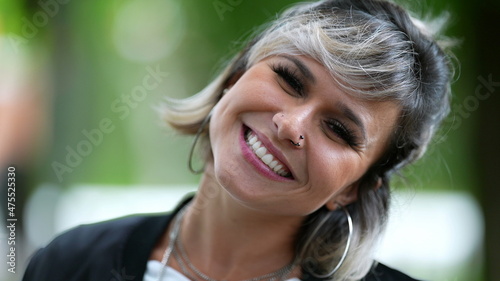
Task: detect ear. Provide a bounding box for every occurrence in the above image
[325,176,383,211]
[325,181,360,211]
[373,176,383,191]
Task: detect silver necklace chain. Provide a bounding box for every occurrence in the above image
[157,204,188,281]
[174,232,295,281]
[172,246,198,280]
[157,204,296,281]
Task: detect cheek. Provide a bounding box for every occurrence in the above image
[208,105,225,151]
[229,71,284,109]
[309,149,365,192]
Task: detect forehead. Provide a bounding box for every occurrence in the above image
[353,98,400,151]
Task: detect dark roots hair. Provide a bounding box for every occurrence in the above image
[162,0,454,279]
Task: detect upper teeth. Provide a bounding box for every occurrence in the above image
[246,131,290,177]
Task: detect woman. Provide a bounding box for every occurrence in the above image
[23,0,453,280]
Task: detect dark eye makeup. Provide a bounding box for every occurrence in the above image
[271,63,305,96]
[324,119,361,149]
[270,59,362,150]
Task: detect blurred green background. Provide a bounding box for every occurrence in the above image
[1,0,499,280]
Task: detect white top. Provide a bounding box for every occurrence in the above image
[143,260,302,281]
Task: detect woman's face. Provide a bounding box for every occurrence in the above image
[209,55,400,216]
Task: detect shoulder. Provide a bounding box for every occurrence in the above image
[22,213,170,281]
[362,263,423,281]
[45,214,154,251]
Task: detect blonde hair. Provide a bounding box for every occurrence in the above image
[162,0,453,280]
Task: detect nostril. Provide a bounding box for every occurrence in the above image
[272,113,283,129]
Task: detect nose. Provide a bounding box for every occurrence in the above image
[272,108,311,148]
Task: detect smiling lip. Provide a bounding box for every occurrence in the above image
[240,125,294,181]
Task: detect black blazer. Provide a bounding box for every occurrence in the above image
[22,197,420,281]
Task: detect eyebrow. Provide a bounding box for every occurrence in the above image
[280,55,316,84]
[339,102,367,143]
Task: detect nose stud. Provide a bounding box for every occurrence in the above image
[290,135,304,147]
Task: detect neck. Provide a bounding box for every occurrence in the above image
[179,166,303,280]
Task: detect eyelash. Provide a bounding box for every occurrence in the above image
[271,61,360,149]
[271,63,304,95]
[325,119,360,149]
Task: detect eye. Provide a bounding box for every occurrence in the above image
[324,119,360,149]
[271,63,304,96]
